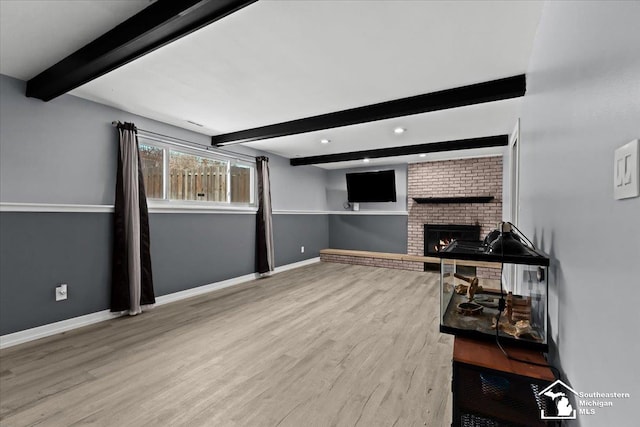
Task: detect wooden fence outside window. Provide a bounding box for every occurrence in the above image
[141,161,251,203]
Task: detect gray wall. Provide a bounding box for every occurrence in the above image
[269,154,328,211]
[149,214,256,296]
[0,212,259,335]
[217,143,329,212]
[329,215,407,254]
[273,214,329,266]
[0,75,329,210]
[0,212,112,334]
[325,164,408,253]
[0,75,212,205]
[0,210,329,335]
[326,164,407,212]
[520,2,639,424]
[0,74,330,335]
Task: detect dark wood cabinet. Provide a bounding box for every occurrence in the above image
[452,337,558,426]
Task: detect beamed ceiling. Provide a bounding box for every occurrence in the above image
[0,0,544,169]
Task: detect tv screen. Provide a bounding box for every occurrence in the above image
[346,170,397,203]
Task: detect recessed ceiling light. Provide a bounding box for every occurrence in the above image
[419,154,427,157]
[363,158,370,163]
[320,139,330,144]
[394,127,406,134]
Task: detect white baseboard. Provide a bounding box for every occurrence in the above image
[153,272,261,307]
[273,257,320,273]
[0,257,320,349]
[0,310,122,349]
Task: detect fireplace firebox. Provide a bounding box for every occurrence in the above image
[424,224,481,272]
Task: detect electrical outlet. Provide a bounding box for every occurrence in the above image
[55,284,68,301]
[301,246,305,253]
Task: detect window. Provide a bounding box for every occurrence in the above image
[138,138,255,206]
[168,150,227,202]
[230,164,252,203]
[139,143,164,199]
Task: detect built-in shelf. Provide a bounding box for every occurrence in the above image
[412,196,494,204]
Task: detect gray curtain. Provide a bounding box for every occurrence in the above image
[111,122,155,314]
[256,156,275,273]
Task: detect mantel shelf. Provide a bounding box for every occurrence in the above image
[412,196,494,204]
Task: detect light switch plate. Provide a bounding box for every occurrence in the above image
[614,139,639,200]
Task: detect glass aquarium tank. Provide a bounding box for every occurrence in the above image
[434,224,550,352]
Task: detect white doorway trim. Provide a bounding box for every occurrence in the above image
[509,118,521,226]
[507,119,521,294]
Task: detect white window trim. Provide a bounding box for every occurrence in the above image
[147,200,258,214]
[138,135,256,208]
[0,202,258,214]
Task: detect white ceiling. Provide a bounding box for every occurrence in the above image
[0,1,152,80]
[253,97,520,168]
[0,0,544,169]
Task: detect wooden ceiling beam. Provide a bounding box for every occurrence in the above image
[26,0,256,101]
[289,135,508,166]
[212,75,525,146]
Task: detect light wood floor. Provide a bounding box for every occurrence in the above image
[0,262,453,427]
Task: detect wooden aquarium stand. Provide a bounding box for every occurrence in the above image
[451,337,557,426]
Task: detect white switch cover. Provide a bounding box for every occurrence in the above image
[614,139,639,200]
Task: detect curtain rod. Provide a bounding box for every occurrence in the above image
[111,121,256,162]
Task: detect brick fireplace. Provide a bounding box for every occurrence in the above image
[408,156,503,271]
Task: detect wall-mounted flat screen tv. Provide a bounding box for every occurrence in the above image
[346,170,397,202]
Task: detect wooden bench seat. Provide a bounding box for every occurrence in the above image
[319,248,501,269]
[319,248,440,264]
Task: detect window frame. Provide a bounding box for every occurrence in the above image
[138,135,256,209]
